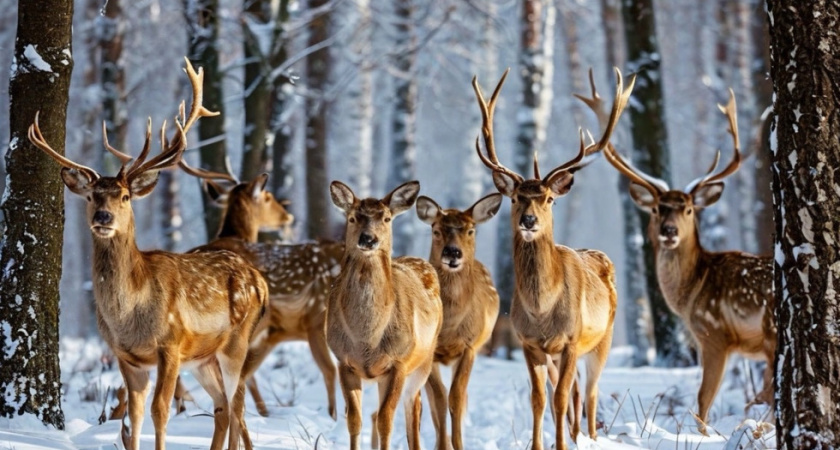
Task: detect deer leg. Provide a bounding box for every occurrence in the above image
[370,380,387,449]
[118,360,150,450]
[546,356,558,426]
[110,384,127,421]
[403,362,430,450]
[240,336,275,418]
[567,372,581,441]
[218,334,252,450]
[583,330,612,440]
[191,360,230,450]
[696,345,729,436]
[523,346,548,450]
[553,345,577,450]
[450,350,476,450]
[424,363,448,449]
[151,349,181,450]
[338,364,363,450]
[308,319,338,420]
[376,367,407,450]
[173,376,194,414]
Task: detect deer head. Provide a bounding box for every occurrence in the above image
[29,58,217,241]
[472,68,635,243]
[330,180,420,255]
[416,193,502,272]
[600,89,740,250]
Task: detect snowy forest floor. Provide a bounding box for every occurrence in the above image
[1,340,776,449]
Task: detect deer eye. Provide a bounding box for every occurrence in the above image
[384,217,391,223]
[122,195,130,202]
[348,217,356,223]
[686,208,693,215]
[547,197,554,204]
[433,230,441,237]
[468,229,475,236]
[86,195,91,201]
[651,207,658,214]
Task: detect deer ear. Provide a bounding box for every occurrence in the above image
[492,172,517,197]
[204,180,230,206]
[330,180,356,213]
[249,173,269,200]
[60,168,95,196]
[469,193,503,224]
[546,172,575,197]
[629,183,657,213]
[415,196,441,225]
[385,181,420,216]
[129,171,159,199]
[692,182,724,209]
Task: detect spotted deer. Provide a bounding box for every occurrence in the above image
[28,59,267,450]
[178,162,342,419]
[415,193,502,450]
[472,68,633,450]
[328,180,444,450]
[592,86,775,434]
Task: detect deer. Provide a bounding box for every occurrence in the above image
[415,193,502,450]
[176,162,343,419]
[327,180,445,450]
[471,67,634,450]
[28,59,268,450]
[590,85,775,435]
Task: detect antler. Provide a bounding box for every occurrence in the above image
[472,68,524,184]
[685,89,741,193]
[28,111,101,181]
[178,158,238,184]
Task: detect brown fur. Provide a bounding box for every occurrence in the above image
[327,181,444,450]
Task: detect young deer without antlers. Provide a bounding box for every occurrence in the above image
[328,181,444,450]
[28,59,267,450]
[472,68,634,450]
[415,193,502,450]
[179,162,342,419]
[595,88,775,435]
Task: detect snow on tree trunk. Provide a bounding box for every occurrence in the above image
[185,0,227,240]
[388,0,418,257]
[241,0,272,181]
[347,0,374,200]
[621,0,694,367]
[0,0,72,427]
[767,1,840,446]
[305,0,332,240]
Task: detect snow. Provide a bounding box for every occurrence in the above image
[0,340,776,449]
[23,45,53,73]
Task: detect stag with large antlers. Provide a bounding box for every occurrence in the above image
[328,180,444,450]
[591,86,775,434]
[415,193,502,450]
[472,68,633,450]
[177,162,342,419]
[29,59,267,450]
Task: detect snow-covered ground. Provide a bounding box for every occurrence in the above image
[1,339,775,449]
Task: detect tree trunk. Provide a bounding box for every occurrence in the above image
[389,0,418,256]
[621,0,693,367]
[185,0,228,239]
[0,0,72,427]
[767,1,840,446]
[347,0,374,200]
[241,0,272,181]
[269,0,294,202]
[304,0,332,240]
[98,0,126,173]
[752,0,774,256]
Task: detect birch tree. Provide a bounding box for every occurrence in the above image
[767,0,840,445]
[0,0,72,427]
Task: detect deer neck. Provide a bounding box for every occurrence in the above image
[654,226,706,314]
[435,260,475,305]
[91,220,150,312]
[217,201,259,242]
[339,250,396,310]
[512,231,561,311]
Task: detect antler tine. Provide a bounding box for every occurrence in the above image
[472,68,524,183]
[181,57,220,132]
[533,151,541,179]
[28,111,100,180]
[102,120,135,166]
[687,89,741,193]
[178,159,239,184]
[603,143,665,196]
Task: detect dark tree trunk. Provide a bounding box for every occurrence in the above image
[752,0,774,256]
[185,0,228,239]
[269,0,293,202]
[304,0,331,240]
[98,0,126,172]
[767,1,840,446]
[0,0,72,427]
[621,0,693,367]
[241,0,272,181]
[388,0,418,256]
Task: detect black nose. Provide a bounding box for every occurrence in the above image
[520,215,537,229]
[93,210,113,226]
[442,246,462,260]
[358,232,378,249]
[661,224,678,238]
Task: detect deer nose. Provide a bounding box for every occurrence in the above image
[93,210,113,226]
[520,215,537,229]
[661,224,678,238]
[358,232,378,249]
[442,246,462,260]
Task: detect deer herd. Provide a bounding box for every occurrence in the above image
[28,59,776,450]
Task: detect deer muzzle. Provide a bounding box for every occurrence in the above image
[357,232,379,251]
[441,245,463,271]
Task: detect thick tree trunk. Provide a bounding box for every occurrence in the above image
[767,1,840,446]
[304,0,331,240]
[0,0,72,427]
[621,0,693,367]
[269,0,293,202]
[752,0,774,256]
[241,0,272,181]
[185,0,228,239]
